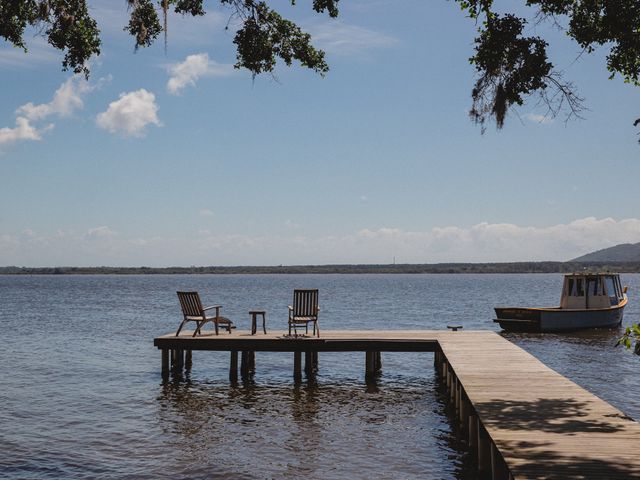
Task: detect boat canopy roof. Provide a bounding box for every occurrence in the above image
[563,272,620,278]
[560,272,625,309]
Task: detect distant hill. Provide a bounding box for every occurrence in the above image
[571,242,640,262]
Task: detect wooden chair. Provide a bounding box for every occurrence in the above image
[288,289,320,337]
[176,291,233,336]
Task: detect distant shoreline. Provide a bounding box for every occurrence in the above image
[1,261,639,274]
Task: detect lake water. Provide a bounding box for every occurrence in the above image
[1,274,639,479]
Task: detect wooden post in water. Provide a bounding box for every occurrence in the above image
[445,363,450,389]
[460,391,469,436]
[304,351,313,375]
[468,413,478,449]
[491,442,509,480]
[477,420,491,474]
[450,375,457,404]
[161,349,169,376]
[365,351,375,381]
[293,351,302,381]
[240,351,249,378]
[375,351,382,373]
[175,349,184,370]
[229,350,238,382]
[185,350,192,369]
[249,351,255,373]
[313,351,318,371]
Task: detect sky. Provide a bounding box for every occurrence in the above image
[1,0,639,267]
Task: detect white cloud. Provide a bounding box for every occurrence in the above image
[0,117,51,147]
[96,89,161,137]
[17,76,94,121]
[199,208,214,217]
[3,217,640,266]
[310,22,398,55]
[526,113,554,125]
[0,76,102,149]
[166,53,234,94]
[84,226,117,239]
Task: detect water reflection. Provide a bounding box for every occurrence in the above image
[155,370,475,479]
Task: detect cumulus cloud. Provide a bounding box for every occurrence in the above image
[84,226,117,240]
[0,76,100,149]
[310,22,398,55]
[17,76,94,121]
[96,89,161,137]
[0,117,51,147]
[166,53,234,94]
[3,217,640,267]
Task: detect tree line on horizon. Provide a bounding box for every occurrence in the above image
[2,261,640,275]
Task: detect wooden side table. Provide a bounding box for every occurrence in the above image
[249,310,267,335]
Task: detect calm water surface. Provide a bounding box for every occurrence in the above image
[1,274,639,479]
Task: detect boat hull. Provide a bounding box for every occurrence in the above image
[494,301,625,333]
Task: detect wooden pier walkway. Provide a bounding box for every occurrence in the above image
[154,330,640,479]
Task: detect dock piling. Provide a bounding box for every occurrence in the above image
[468,413,478,448]
[477,421,490,473]
[249,351,255,373]
[293,351,302,381]
[491,442,510,480]
[173,349,184,371]
[229,350,238,382]
[185,350,192,369]
[304,351,313,375]
[240,351,249,378]
[365,351,375,381]
[161,349,169,376]
[459,392,469,435]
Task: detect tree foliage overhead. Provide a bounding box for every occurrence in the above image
[457,0,640,130]
[1,0,640,130]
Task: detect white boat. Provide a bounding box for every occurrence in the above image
[494,273,628,332]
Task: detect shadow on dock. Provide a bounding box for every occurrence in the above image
[477,397,625,434]
[499,440,640,479]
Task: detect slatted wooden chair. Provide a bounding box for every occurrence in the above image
[176,291,233,336]
[288,289,320,337]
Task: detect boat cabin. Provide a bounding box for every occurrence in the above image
[560,273,626,309]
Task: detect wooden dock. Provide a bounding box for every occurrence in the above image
[154,330,640,479]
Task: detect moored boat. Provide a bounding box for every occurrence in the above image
[494,272,628,332]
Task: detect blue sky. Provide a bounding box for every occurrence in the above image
[1,0,639,266]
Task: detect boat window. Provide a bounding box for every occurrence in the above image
[597,277,605,295]
[576,278,584,296]
[567,278,574,296]
[614,276,622,298]
[587,278,597,296]
[605,277,618,305]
